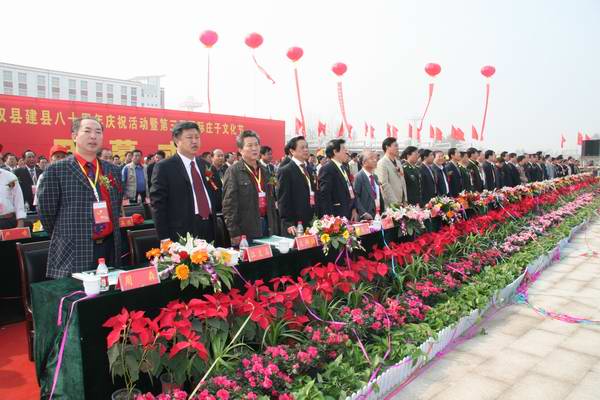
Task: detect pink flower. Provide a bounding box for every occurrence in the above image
[262,376,273,389]
[216,389,229,400]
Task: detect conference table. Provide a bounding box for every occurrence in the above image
[30,226,403,400]
[0,219,156,326]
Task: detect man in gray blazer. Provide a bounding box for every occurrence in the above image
[375,137,407,207]
[354,150,384,220]
[38,117,123,278]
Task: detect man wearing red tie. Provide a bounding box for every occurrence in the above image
[150,121,221,243]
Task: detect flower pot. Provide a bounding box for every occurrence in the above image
[111,388,141,400]
[160,373,182,394]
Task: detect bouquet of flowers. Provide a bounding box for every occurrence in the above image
[425,196,465,225]
[146,233,239,291]
[480,190,507,209]
[456,191,485,214]
[383,204,430,236]
[308,215,363,255]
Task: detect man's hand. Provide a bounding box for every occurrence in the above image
[351,209,359,222]
[361,213,373,221]
[231,236,241,246]
[287,226,297,236]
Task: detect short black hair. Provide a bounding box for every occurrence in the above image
[448,147,457,158]
[350,152,358,158]
[3,152,15,161]
[23,149,35,158]
[459,151,467,158]
[71,116,104,134]
[260,145,272,155]
[236,130,260,150]
[400,146,418,160]
[382,137,397,153]
[500,151,508,158]
[325,139,345,158]
[287,136,306,152]
[172,121,200,145]
[125,151,133,157]
[155,150,166,159]
[419,149,432,160]
[508,152,517,158]
[38,155,47,161]
[132,149,142,156]
[201,151,211,158]
[484,150,494,159]
[517,155,526,162]
[466,147,478,157]
[113,154,120,159]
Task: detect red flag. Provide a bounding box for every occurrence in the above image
[456,127,465,141]
[450,125,457,139]
[295,118,303,135]
[585,133,591,141]
[577,131,583,145]
[429,125,435,139]
[416,126,421,142]
[391,125,399,138]
[369,125,375,139]
[471,125,479,140]
[435,127,443,142]
[364,122,369,137]
[317,121,326,136]
[560,134,566,149]
[386,123,391,137]
[408,123,413,139]
[337,122,344,138]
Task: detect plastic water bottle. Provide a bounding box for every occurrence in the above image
[239,235,249,261]
[296,221,304,237]
[137,194,142,204]
[372,212,382,231]
[97,258,109,292]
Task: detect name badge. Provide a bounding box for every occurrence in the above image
[348,185,355,199]
[309,191,316,206]
[258,191,267,212]
[93,201,110,224]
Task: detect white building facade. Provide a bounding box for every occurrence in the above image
[0,62,164,108]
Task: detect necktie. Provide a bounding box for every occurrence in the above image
[190,161,211,219]
[30,168,37,184]
[85,162,95,181]
[300,163,311,186]
[369,174,376,199]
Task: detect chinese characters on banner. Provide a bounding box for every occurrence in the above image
[0,94,286,159]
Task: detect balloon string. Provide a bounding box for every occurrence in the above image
[207,50,212,113]
[337,81,351,138]
[252,53,276,84]
[294,68,306,135]
[480,82,490,141]
[417,83,435,131]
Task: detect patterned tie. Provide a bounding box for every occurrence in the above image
[369,174,376,199]
[190,161,211,218]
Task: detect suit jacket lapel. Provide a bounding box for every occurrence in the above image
[174,154,192,189]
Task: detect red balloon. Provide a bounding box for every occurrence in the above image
[424,63,441,77]
[481,65,496,78]
[332,62,347,77]
[245,32,264,49]
[286,47,304,62]
[199,30,218,48]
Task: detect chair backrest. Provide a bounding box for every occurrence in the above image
[123,204,146,218]
[16,241,50,315]
[127,228,159,265]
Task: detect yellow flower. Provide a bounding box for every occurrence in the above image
[160,240,173,253]
[146,248,161,260]
[342,230,350,240]
[219,250,232,265]
[320,233,330,243]
[446,211,455,218]
[174,264,190,280]
[191,250,209,265]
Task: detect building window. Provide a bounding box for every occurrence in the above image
[121,85,127,105]
[96,82,103,103]
[81,80,88,102]
[68,79,77,100]
[131,87,137,107]
[106,84,114,103]
[37,75,46,97]
[51,76,60,99]
[18,72,27,96]
[3,71,13,95]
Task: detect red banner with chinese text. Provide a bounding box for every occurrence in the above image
[0,95,286,159]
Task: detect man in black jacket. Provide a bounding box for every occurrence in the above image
[13,150,43,211]
[419,149,437,206]
[466,148,484,192]
[482,150,499,190]
[317,139,357,220]
[445,148,463,196]
[505,153,521,187]
[277,136,317,236]
[150,121,221,243]
[433,151,450,196]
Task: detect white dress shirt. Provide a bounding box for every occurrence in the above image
[436,165,450,193]
[0,169,26,219]
[178,152,213,215]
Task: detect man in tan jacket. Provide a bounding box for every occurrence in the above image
[376,137,407,207]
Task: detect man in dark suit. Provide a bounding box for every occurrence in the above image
[482,150,499,190]
[400,146,422,205]
[419,149,437,206]
[445,148,463,197]
[459,152,473,192]
[433,151,450,196]
[466,148,484,192]
[222,131,279,244]
[353,150,384,220]
[13,150,43,211]
[317,139,357,220]
[150,122,221,243]
[260,145,276,175]
[506,153,521,187]
[38,117,123,278]
[146,150,165,194]
[277,136,317,236]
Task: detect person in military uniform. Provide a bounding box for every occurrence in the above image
[400,146,422,205]
[459,151,473,192]
[466,147,484,192]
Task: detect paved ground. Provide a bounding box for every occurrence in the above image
[391,219,600,400]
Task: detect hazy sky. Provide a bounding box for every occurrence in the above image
[2,0,599,152]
